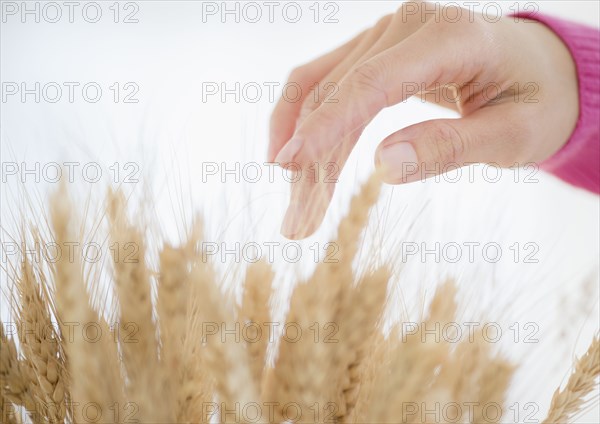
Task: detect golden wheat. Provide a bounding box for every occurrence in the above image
[0,174,598,424]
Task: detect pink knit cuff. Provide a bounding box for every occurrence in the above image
[512,12,600,194]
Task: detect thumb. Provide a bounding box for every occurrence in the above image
[375,108,530,184]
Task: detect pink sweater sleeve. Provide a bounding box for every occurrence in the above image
[513,12,599,194]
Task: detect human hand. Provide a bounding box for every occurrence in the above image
[269,1,578,239]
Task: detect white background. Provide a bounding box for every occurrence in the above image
[1,1,599,422]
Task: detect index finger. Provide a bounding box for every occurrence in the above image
[268,30,367,162]
[279,30,452,238]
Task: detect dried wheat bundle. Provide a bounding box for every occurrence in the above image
[1,174,598,424]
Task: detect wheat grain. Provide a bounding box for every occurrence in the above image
[1,383,18,424]
[1,324,39,422]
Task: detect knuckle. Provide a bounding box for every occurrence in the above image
[374,13,393,30]
[360,14,393,46]
[347,61,385,95]
[297,98,317,122]
[423,4,487,35]
[426,121,468,165]
[288,65,311,84]
[501,114,536,165]
[303,86,322,109]
[393,2,423,28]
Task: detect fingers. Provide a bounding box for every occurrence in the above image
[275,3,500,239]
[280,167,336,240]
[280,128,361,239]
[292,31,446,159]
[295,14,394,125]
[268,30,366,162]
[295,3,441,126]
[276,30,446,169]
[374,106,534,184]
[277,30,449,239]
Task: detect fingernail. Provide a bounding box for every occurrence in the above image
[377,142,419,182]
[281,202,303,239]
[275,136,303,165]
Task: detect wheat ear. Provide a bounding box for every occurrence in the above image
[191,261,258,424]
[263,172,382,422]
[543,335,600,424]
[157,244,190,411]
[348,329,391,423]
[106,189,167,422]
[336,266,389,422]
[178,312,214,423]
[177,259,215,424]
[238,259,274,389]
[30,228,72,415]
[15,258,66,423]
[50,185,122,422]
[367,281,458,423]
